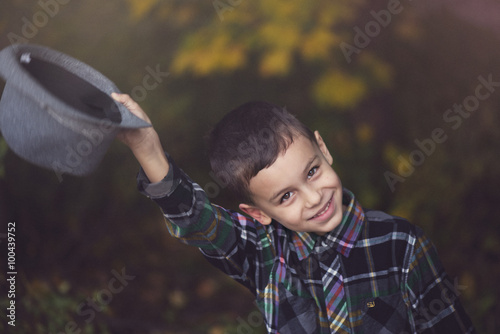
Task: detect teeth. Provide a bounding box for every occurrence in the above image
[314,201,330,218]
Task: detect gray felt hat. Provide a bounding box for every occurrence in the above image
[0,43,151,177]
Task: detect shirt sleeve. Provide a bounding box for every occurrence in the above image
[136,153,267,294]
[405,226,475,333]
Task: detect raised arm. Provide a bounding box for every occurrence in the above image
[113,93,266,294]
[112,93,169,183]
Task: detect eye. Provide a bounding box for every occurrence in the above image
[307,166,319,179]
[280,192,292,203]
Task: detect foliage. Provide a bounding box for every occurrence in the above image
[137,0,388,110]
[0,274,111,334]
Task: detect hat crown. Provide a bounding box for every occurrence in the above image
[20,53,122,124]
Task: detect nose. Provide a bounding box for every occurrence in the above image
[304,185,322,209]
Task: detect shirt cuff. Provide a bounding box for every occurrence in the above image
[137,152,177,199]
[137,152,197,217]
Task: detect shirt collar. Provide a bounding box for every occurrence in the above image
[291,188,365,260]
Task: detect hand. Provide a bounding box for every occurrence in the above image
[112,93,156,151]
[112,93,169,182]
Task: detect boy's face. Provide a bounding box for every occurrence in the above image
[239,132,344,235]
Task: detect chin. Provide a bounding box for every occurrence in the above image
[326,213,343,231]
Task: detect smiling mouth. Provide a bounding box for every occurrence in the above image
[310,197,333,220]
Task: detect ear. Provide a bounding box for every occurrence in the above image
[314,131,333,165]
[239,203,273,225]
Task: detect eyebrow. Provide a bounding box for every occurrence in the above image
[268,154,319,203]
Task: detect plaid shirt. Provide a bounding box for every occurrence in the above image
[138,157,475,334]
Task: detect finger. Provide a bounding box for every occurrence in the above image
[111,93,138,110]
[111,93,151,123]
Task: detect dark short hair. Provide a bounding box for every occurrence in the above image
[207,101,317,204]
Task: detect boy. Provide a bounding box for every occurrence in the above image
[112,93,475,333]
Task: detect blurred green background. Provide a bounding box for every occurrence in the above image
[0,0,499,333]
